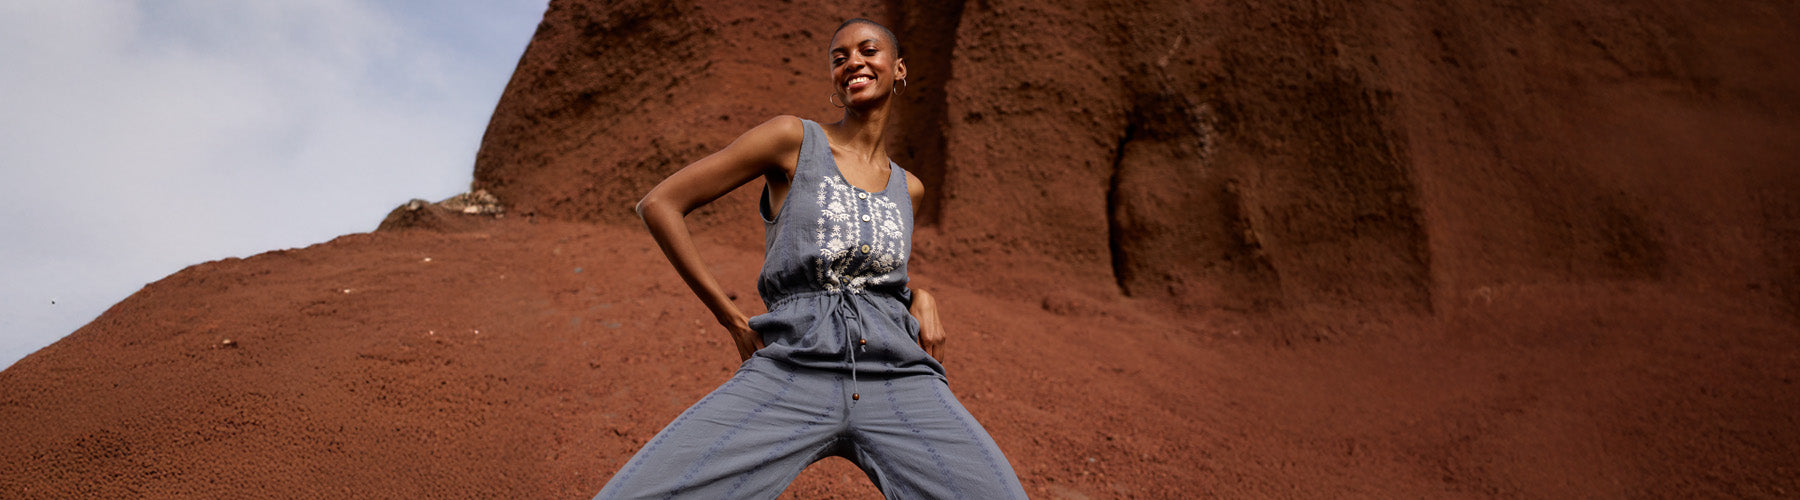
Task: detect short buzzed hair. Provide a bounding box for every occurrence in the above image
[834,18,903,57]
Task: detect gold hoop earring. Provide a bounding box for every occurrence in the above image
[828,92,845,108]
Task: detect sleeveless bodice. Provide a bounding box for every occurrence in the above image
[748,119,944,380]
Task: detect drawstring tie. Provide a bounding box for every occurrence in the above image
[837,292,866,404]
[768,289,892,406]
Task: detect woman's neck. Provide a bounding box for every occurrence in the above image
[830,102,892,164]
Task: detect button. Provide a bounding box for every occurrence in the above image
[859,338,867,346]
[852,393,860,401]
[860,214,871,222]
[860,244,871,253]
[857,192,869,200]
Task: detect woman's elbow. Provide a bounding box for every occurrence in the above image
[635,192,688,224]
[634,195,655,219]
[635,194,673,228]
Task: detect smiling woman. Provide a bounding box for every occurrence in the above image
[591,17,1029,500]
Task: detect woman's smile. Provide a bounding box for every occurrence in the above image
[845,73,875,92]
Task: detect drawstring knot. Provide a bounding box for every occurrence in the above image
[767,289,903,406]
[839,292,866,403]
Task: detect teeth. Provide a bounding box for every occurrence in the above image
[847,75,872,85]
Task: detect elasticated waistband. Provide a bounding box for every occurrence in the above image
[765,289,904,311]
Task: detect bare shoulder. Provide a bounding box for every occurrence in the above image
[754,114,806,138]
[734,115,806,158]
[903,169,925,208]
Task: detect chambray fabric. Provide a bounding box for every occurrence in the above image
[594,119,1025,499]
[748,118,943,383]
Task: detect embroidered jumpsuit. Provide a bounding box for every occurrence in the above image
[594,119,1028,499]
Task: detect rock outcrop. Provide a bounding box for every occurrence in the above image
[376,190,505,233]
[474,0,1799,314]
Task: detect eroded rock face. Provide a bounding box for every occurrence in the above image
[475,0,1800,312]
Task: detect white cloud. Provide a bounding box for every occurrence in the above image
[0,0,547,369]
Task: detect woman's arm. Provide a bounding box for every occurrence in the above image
[636,115,804,361]
[902,171,946,362]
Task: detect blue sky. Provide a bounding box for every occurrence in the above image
[0,1,550,370]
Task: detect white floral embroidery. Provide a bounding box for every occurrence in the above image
[814,174,907,293]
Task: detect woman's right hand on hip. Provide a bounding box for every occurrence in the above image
[726,316,765,361]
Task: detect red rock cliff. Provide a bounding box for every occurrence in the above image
[474,0,1799,314]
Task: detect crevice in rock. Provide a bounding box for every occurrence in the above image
[1107,122,1139,296]
[886,0,965,226]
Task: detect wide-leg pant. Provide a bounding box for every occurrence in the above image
[593,357,1028,500]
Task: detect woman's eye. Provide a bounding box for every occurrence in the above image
[862,49,877,56]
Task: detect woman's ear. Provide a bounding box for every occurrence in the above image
[895,58,908,82]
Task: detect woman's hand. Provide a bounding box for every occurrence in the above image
[725,314,765,362]
[910,288,946,362]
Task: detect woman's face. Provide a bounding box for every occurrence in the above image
[828,24,906,108]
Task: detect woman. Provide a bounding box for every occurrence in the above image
[594,18,1028,500]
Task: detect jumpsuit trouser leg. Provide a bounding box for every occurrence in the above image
[594,358,848,500]
[841,373,1029,500]
[596,358,1027,499]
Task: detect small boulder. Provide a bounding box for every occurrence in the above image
[376,190,505,233]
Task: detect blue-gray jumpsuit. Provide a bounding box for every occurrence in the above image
[594,119,1028,499]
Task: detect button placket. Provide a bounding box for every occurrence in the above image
[862,191,878,257]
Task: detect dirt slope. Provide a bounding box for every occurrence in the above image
[4,0,1798,498]
[5,220,1793,498]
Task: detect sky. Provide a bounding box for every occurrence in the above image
[0,0,550,370]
